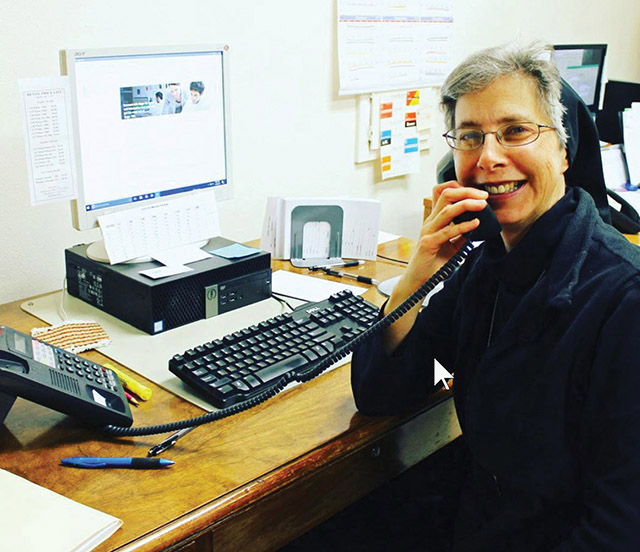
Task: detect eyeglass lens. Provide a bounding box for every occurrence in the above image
[447,123,542,150]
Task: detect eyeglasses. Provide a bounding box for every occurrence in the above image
[443,122,557,151]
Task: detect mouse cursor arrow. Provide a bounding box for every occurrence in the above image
[434,363,454,390]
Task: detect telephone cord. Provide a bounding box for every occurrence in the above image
[102,240,476,437]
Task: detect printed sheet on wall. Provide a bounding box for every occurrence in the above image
[337,0,454,96]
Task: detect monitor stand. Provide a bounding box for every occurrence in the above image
[85,238,208,264]
[376,275,401,297]
[85,239,112,263]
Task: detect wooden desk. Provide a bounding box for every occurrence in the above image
[0,239,460,552]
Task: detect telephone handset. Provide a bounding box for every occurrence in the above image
[0,326,133,427]
[453,204,502,241]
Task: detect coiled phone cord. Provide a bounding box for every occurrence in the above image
[102,239,476,437]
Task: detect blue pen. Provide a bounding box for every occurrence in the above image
[61,457,175,469]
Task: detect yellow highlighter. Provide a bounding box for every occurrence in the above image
[103,362,153,401]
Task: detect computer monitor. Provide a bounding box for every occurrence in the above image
[596,80,640,144]
[61,44,232,242]
[553,44,607,112]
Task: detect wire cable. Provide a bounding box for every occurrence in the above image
[376,254,409,265]
[101,240,475,437]
[271,292,296,312]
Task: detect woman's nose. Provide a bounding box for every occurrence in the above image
[477,132,508,171]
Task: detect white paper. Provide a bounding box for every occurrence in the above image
[302,221,332,258]
[337,0,454,95]
[260,196,286,259]
[378,230,400,244]
[623,104,640,186]
[0,468,122,552]
[98,193,220,264]
[272,270,366,302]
[139,264,193,279]
[19,76,77,205]
[151,243,213,266]
[601,144,630,190]
[612,190,640,214]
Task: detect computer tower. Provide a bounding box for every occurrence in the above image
[65,237,272,334]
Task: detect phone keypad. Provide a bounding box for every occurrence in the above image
[54,351,119,391]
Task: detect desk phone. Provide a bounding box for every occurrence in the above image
[0,326,133,427]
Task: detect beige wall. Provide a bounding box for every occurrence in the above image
[2,0,639,304]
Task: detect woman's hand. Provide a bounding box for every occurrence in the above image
[403,182,489,291]
[382,182,488,353]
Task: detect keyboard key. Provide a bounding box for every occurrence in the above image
[245,375,261,388]
[311,344,329,357]
[232,380,250,392]
[314,333,334,344]
[255,354,307,383]
[300,349,319,362]
[212,376,232,388]
[308,327,328,338]
[217,384,234,396]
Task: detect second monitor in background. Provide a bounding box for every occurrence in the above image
[553,44,607,113]
[597,80,640,145]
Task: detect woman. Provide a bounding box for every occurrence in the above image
[352,41,640,551]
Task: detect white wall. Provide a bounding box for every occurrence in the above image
[2,1,639,304]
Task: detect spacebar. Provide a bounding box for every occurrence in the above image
[255,354,308,383]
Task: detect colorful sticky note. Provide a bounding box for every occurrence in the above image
[380,102,393,119]
[406,90,420,106]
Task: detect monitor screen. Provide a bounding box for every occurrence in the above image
[553,44,607,112]
[63,44,232,231]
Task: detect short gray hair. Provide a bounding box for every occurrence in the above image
[440,41,568,148]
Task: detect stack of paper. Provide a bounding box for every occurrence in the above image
[260,197,381,261]
[0,468,122,552]
[271,270,366,302]
[601,144,629,190]
[623,103,640,187]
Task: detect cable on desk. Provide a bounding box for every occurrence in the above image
[376,254,409,265]
[101,240,475,438]
[59,277,70,321]
[271,292,295,312]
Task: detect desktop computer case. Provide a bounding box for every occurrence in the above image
[65,237,272,334]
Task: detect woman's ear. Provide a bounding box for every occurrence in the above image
[561,148,569,173]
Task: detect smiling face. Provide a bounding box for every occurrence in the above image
[453,74,569,247]
[169,84,183,103]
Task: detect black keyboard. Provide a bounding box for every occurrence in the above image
[169,290,379,408]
